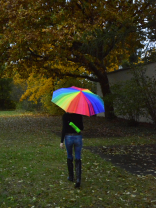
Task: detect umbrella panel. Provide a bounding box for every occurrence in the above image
[66,91,95,116]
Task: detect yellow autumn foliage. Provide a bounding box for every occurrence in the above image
[20,73,54,104]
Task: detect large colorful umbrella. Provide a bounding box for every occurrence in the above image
[51,86,105,116]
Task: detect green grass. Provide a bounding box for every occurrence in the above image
[0,110,34,117]
[0,111,156,207]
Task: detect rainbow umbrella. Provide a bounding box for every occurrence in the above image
[51,86,105,116]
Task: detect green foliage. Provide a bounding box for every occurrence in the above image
[105,81,145,124]
[11,82,42,112]
[10,83,24,104]
[0,78,16,110]
[41,93,64,115]
[131,66,156,124]
[16,99,42,112]
[121,60,130,69]
[0,64,5,77]
[105,66,156,124]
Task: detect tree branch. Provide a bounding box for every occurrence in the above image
[42,65,99,82]
[61,72,99,82]
[28,48,43,58]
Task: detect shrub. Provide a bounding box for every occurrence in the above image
[131,66,156,124]
[105,66,156,125]
[105,80,145,124]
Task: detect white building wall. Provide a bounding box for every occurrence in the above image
[97,62,156,122]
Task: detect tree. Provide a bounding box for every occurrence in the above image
[0,78,15,110]
[0,0,156,118]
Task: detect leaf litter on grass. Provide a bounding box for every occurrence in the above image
[0,112,156,207]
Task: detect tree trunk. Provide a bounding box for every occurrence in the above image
[98,71,115,120]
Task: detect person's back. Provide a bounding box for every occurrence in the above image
[61,113,84,139]
[60,112,84,188]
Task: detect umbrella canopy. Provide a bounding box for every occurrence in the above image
[51,86,105,116]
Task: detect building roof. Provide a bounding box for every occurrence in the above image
[107,61,156,74]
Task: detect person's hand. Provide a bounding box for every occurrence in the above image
[60,143,64,149]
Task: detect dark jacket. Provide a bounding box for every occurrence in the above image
[61,113,84,143]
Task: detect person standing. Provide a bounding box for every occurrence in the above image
[60,112,84,188]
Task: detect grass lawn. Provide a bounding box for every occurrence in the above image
[0,110,34,117]
[0,111,156,208]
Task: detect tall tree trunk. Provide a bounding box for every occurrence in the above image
[98,71,115,120]
[87,61,115,120]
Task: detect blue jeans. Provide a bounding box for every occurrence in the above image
[65,134,83,160]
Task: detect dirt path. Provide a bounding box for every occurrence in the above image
[84,144,156,176]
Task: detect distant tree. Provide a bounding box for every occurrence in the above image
[0,78,15,110]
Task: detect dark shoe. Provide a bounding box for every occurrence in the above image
[67,158,74,182]
[75,159,81,188]
[75,182,80,188]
